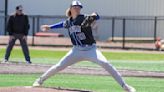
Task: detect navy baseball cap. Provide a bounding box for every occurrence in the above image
[70,0,83,8]
[16,5,23,11]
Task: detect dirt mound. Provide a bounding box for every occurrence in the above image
[0,87,88,92]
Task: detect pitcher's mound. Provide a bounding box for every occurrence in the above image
[0,86,84,92]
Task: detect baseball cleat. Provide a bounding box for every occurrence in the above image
[26,61,32,64]
[1,59,9,64]
[33,78,43,87]
[123,84,136,92]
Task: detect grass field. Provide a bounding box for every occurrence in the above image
[0,48,164,72]
[0,48,164,92]
[0,74,164,92]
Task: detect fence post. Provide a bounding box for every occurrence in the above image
[111,17,115,41]
[36,16,40,32]
[4,0,8,35]
[154,17,157,41]
[32,17,35,46]
[122,19,126,49]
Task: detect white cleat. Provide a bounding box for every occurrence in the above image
[26,61,32,64]
[123,84,136,92]
[33,78,43,87]
[1,59,9,64]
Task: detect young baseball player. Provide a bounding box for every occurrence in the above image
[33,0,136,92]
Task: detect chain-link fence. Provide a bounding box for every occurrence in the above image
[1,15,164,50]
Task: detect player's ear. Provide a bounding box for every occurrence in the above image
[66,8,71,17]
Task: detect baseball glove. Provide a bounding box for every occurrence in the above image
[81,16,96,28]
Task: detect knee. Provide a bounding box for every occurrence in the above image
[55,64,66,71]
[9,39,15,44]
[100,61,113,68]
[100,61,109,65]
[20,42,27,46]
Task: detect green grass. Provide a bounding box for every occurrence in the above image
[0,48,164,91]
[1,48,164,61]
[0,74,163,92]
[0,48,164,71]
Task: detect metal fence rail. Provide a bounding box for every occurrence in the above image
[0,15,164,50]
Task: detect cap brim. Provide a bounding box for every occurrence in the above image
[71,5,83,8]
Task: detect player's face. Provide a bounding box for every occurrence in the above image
[71,6,81,16]
[16,10,23,15]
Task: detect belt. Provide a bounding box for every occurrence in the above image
[75,43,96,47]
[74,44,96,51]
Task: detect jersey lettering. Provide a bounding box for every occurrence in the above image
[69,26,81,34]
[77,32,86,40]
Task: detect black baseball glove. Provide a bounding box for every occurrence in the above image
[81,16,97,28]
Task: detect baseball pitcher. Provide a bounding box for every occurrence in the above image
[33,1,136,92]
